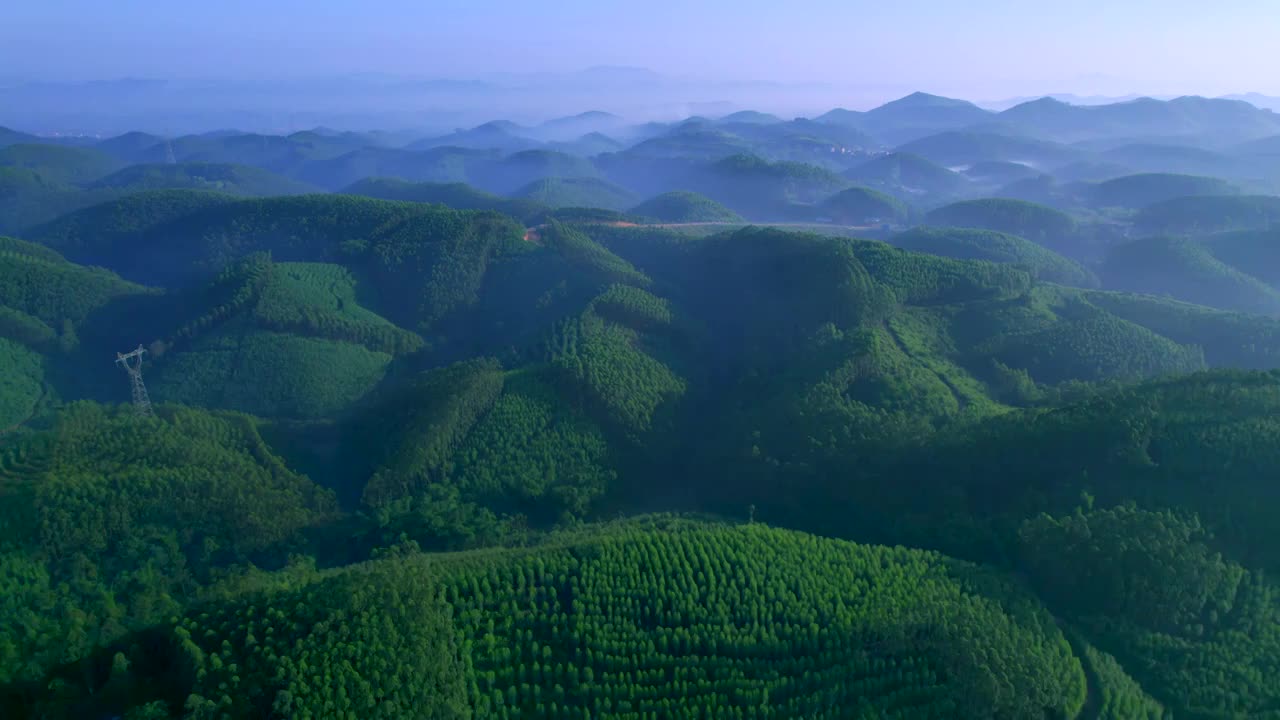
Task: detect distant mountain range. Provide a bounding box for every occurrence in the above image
[981,94,1164,110]
[2,68,1278,141]
[0,68,852,136]
[1223,93,1280,112]
[984,93,1280,112]
[813,92,1280,146]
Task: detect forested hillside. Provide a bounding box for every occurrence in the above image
[629,191,742,222]
[4,93,1280,718]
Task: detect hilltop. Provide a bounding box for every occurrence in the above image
[844,152,970,198]
[828,92,995,145]
[925,197,1079,244]
[629,190,743,223]
[87,162,320,196]
[1134,194,1280,234]
[292,146,501,190]
[1085,172,1239,208]
[999,94,1280,143]
[892,226,1099,287]
[0,144,123,184]
[511,176,639,210]
[818,186,910,224]
[0,126,40,147]
[1101,235,1280,315]
[342,177,548,220]
[897,131,1081,168]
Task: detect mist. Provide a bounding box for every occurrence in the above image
[0,70,917,136]
[7,0,1280,135]
[7,71,1280,138]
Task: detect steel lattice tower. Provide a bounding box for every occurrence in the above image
[116,345,153,416]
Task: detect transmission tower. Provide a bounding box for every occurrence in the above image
[163,138,176,165]
[115,345,154,416]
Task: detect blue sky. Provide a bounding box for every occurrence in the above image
[5,0,1277,96]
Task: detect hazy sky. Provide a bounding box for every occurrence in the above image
[6,0,1278,97]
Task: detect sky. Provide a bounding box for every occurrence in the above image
[5,0,1278,99]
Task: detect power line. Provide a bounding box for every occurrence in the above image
[115,345,153,416]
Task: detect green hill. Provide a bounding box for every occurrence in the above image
[22,363,1280,718]
[15,170,1280,719]
[86,162,319,196]
[619,125,755,161]
[548,131,625,156]
[30,195,526,316]
[52,519,1089,720]
[0,143,123,184]
[0,235,158,415]
[705,118,882,166]
[917,368,1280,585]
[0,166,119,235]
[0,336,43,428]
[817,186,910,224]
[0,401,337,694]
[295,146,501,190]
[993,175,1074,209]
[1100,235,1280,315]
[435,521,1086,719]
[892,226,1099,287]
[844,152,969,198]
[0,235,150,340]
[629,191,743,223]
[1053,160,1135,183]
[345,356,607,520]
[1,159,296,236]
[0,147,132,232]
[1232,133,1280,156]
[0,165,61,201]
[545,285,685,440]
[93,131,167,163]
[342,177,547,220]
[926,198,1079,243]
[697,154,849,217]
[145,255,423,419]
[867,370,1280,717]
[1102,142,1239,177]
[0,126,39,147]
[592,225,1212,402]
[976,309,1204,385]
[1083,290,1280,368]
[1134,194,1280,235]
[1203,229,1280,287]
[1086,172,1240,209]
[896,131,1080,168]
[157,130,377,175]
[511,176,640,211]
[1001,95,1280,144]
[479,149,600,194]
[963,160,1041,185]
[27,189,239,264]
[720,110,785,124]
[857,92,996,145]
[150,557,468,720]
[532,207,649,225]
[1016,503,1278,713]
[152,326,394,420]
[24,195,545,416]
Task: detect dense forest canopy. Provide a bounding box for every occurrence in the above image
[3,91,1280,718]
